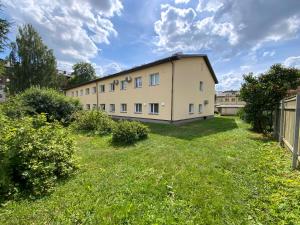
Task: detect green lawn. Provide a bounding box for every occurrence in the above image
[1,117,300,224]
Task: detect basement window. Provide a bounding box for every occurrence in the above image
[100,104,105,111]
[109,104,115,113]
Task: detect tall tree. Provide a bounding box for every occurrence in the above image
[0,4,10,76]
[68,62,97,86]
[240,64,300,133]
[7,24,57,94]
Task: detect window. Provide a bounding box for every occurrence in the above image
[85,88,90,95]
[0,85,2,90]
[71,91,74,97]
[0,94,2,98]
[120,104,127,113]
[110,83,115,92]
[75,91,78,97]
[120,80,127,90]
[92,104,97,109]
[99,84,105,93]
[225,98,229,102]
[149,103,159,114]
[100,104,105,111]
[231,98,235,102]
[134,77,142,88]
[86,104,91,110]
[134,103,142,113]
[200,81,203,91]
[109,104,115,113]
[189,104,194,114]
[92,87,96,94]
[149,73,160,86]
[80,90,83,96]
[199,104,203,113]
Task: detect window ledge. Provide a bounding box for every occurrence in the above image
[149,113,159,115]
[134,112,142,114]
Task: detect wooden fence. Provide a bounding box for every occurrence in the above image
[274,94,300,169]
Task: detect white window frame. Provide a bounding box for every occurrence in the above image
[120,103,127,113]
[99,84,105,93]
[200,81,204,91]
[149,103,159,115]
[110,83,115,92]
[134,103,142,114]
[199,104,203,114]
[92,104,97,109]
[189,104,194,114]
[71,91,74,97]
[92,87,96,94]
[109,104,115,113]
[100,104,105,111]
[134,77,142,88]
[80,90,83,96]
[85,88,90,95]
[149,73,160,86]
[86,104,91,110]
[76,91,78,97]
[120,80,127,90]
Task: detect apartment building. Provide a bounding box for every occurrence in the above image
[215,90,245,115]
[64,54,218,123]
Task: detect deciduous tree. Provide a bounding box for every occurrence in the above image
[7,24,57,94]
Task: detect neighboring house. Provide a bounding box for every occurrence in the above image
[57,69,72,79]
[0,77,6,103]
[64,53,218,124]
[215,90,245,116]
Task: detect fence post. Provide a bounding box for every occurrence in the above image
[279,100,285,145]
[292,94,300,169]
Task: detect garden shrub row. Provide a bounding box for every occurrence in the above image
[0,112,77,199]
[70,110,150,144]
[112,120,150,144]
[0,87,82,124]
[70,110,114,135]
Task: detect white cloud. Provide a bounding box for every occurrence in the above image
[196,0,223,13]
[154,0,300,55]
[262,51,275,57]
[175,0,190,4]
[216,71,243,91]
[283,56,300,68]
[154,4,238,52]
[3,0,123,65]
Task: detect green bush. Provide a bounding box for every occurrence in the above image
[112,120,150,144]
[0,114,77,197]
[2,87,82,124]
[71,110,115,135]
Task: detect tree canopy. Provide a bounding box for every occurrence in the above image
[240,64,300,133]
[7,24,58,94]
[68,62,97,86]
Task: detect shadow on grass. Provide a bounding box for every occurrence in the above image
[147,117,238,140]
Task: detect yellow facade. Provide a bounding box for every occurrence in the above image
[65,55,218,123]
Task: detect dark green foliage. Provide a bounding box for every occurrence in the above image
[1,87,82,123]
[240,64,300,133]
[7,24,59,94]
[71,110,115,135]
[0,5,10,53]
[0,114,77,198]
[68,62,97,86]
[112,120,150,144]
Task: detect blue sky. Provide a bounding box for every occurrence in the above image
[2,0,300,90]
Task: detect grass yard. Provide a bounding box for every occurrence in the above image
[1,117,300,224]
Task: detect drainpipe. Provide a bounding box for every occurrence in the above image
[171,61,175,123]
[96,81,99,109]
